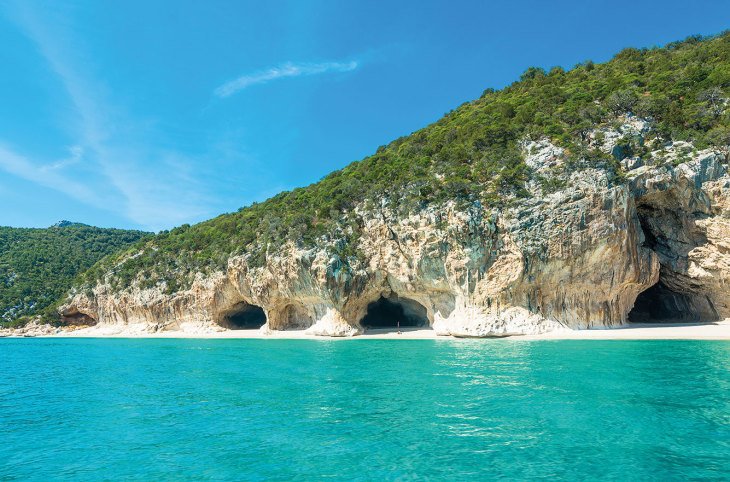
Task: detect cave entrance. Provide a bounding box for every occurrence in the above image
[222,302,266,330]
[62,310,97,327]
[628,280,719,324]
[628,282,699,323]
[278,303,313,330]
[361,295,429,329]
[628,200,719,324]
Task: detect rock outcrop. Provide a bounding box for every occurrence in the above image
[58,116,730,337]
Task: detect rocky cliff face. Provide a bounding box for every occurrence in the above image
[60,118,730,337]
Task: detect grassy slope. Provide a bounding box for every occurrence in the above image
[80,33,730,295]
[0,224,150,326]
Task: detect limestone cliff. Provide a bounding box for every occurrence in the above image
[59,118,730,337]
[56,33,730,337]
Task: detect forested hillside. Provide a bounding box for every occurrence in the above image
[79,32,730,295]
[0,223,149,326]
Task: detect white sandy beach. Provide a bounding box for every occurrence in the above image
[6,320,728,340]
[520,321,730,341]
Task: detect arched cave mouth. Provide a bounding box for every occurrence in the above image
[627,200,719,324]
[628,282,702,323]
[222,302,266,330]
[278,303,313,330]
[62,310,97,327]
[361,295,429,329]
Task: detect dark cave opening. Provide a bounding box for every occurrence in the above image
[628,282,698,323]
[62,310,97,326]
[361,295,429,329]
[628,279,720,324]
[628,201,719,323]
[222,302,266,329]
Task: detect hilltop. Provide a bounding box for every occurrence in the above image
[0,223,149,327]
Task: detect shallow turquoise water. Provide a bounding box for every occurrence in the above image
[1,339,729,480]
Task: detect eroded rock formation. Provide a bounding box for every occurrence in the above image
[59,118,730,337]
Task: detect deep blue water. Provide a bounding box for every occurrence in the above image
[1,339,729,480]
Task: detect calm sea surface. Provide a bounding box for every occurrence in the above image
[1,338,729,480]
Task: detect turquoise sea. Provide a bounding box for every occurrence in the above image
[1,339,729,480]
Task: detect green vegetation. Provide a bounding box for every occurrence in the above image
[82,32,730,295]
[0,223,149,326]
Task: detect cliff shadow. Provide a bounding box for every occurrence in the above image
[360,295,430,331]
[220,302,266,330]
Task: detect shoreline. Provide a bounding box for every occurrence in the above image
[3,320,730,340]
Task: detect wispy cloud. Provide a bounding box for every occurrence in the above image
[215,60,358,98]
[41,145,83,172]
[2,2,216,230]
[0,144,98,205]
[2,3,360,230]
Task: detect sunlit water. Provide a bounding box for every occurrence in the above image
[1,338,729,480]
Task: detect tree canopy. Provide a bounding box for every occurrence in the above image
[0,224,149,326]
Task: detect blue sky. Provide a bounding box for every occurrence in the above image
[1,0,729,231]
